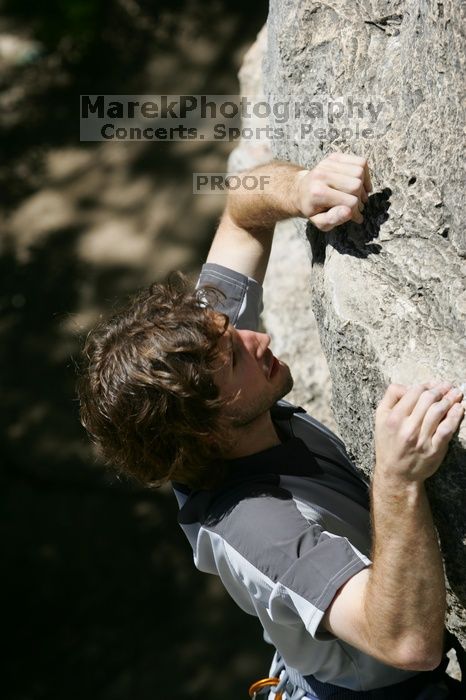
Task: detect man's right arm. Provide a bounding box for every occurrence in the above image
[205,152,371,286]
[321,380,464,671]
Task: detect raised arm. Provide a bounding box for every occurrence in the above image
[321,380,464,670]
[206,152,372,285]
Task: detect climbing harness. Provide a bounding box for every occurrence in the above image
[248,631,466,699]
[248,677,283,700]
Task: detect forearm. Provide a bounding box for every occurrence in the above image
[205,152,369,284]
[366,472,446,668]
[206,161,304,284]
[226,161,304,232]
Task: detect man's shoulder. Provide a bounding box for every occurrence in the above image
[199,476,323,580]
[196,262,264,331]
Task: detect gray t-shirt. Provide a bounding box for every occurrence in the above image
[172,263,419,692]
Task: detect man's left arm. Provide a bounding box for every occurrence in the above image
[206,151,372,285]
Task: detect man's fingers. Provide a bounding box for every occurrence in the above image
[309,205,352,232]
[317,162,369,202]
[363,161,372,194]
[302,153,371,227]
[409,385,461,432]
[431,402,464,453]
[424,379,447,390]
[390,381,452,420]
[309,183,359,212]
[418,387,464,442]
[318,162,366,179]
[309,185,364,226]
[326,151,373,193]
[323,173,366,201]
[352,205,364,224]
[377,383,409,412]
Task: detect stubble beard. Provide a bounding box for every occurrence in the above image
[229,364,294,429]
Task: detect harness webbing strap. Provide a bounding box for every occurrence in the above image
[265,634,466,699]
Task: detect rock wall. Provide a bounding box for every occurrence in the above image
[262,0,466,645]
[228,26,337,432]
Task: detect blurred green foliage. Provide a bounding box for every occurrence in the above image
[4,0,105,49]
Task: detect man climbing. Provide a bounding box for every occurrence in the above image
[78,151,465,698]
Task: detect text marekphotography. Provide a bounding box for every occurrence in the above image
[80,94,389,142]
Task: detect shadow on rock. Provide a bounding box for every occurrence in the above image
[307,188,392,263]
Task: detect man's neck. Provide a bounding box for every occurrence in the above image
[226,410,282,460]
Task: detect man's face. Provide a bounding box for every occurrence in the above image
[213,317,294,428]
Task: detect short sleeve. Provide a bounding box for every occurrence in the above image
[209,493,371,642]
[195,262,263,331]
[269,526,372,641]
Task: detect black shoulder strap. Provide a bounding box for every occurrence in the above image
[271,399,306,421]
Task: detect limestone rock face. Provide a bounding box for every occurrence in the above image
[263,1,466,644]
[228,26,337,432]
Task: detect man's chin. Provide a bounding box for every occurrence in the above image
[226,368,294,429]
[276,365,294,400]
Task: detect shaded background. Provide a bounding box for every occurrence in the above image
[1,1,271,698]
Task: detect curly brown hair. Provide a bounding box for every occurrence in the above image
[77,272,234,490]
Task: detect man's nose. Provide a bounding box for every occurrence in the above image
[239,330,271,358]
